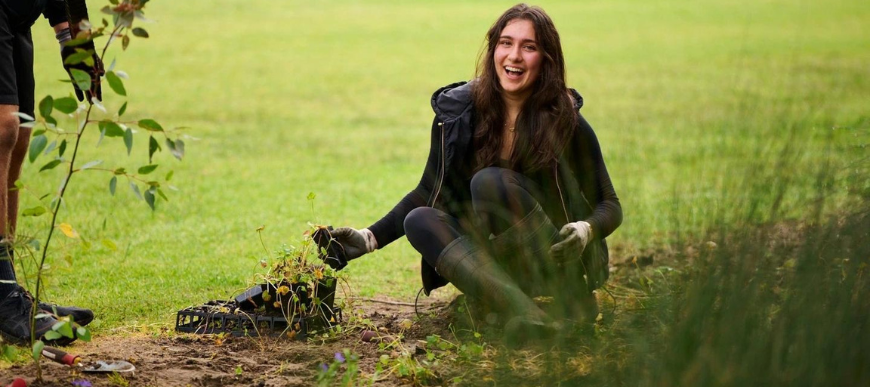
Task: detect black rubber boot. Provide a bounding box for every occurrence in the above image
[435,236,559,347]
[489,203,560,297]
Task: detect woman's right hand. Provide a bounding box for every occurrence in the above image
[324,227,378,270]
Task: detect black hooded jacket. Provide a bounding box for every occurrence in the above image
[367,81,622,294]
[0,0,68,30]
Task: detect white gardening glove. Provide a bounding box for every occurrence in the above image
[549,221,593,264]
[325,227,378,270]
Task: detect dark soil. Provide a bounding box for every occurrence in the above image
[0,294,457,387]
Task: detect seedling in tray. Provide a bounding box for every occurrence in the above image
[176,225,347,338]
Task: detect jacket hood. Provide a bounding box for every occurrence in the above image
[431,80,585,120]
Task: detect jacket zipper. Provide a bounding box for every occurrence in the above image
[429,122,446,207]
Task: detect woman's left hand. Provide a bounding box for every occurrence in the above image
[549,221,593,263]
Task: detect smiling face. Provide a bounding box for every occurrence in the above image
[494,18,542,104]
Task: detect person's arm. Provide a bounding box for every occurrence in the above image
[570,113,622,240]
[366,117,442,248]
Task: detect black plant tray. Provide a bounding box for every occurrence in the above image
[175,300,342,339]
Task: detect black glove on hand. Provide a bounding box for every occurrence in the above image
[59,29,104,102]
[313,226,377,270]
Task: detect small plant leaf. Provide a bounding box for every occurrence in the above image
[102,121,125,137]
[58,139,67,157]
[109,176,117,195]
[44,140,57,155]
[138,119,164,132]
[166,170,174,181]
[80,160,102,170]
[53,97,78,114]
[29,134,48,163]
[59,223,79,238]
[169,139,184,160]
[130,182,143,199]
[39,159,62,172]
[124,128,133,155]
[148,136,161,162]
[138,164,158,175]
[52,321,74,339]
[118,101,128,117]
[105,71,127,96]
[132,27,149,38]
[21,206,47,217]
[43,330,62,341]
[144,188,156,210]
[76,326,92,342]
[63,49,94,65]
[31,340,44,361]
[39,95,53,118]
[69,68,91,91]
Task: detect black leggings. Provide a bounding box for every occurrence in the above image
[404,167,546,269]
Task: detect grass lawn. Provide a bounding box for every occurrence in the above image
[13,0,869,338]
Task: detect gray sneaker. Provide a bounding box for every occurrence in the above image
[0,289,76,346]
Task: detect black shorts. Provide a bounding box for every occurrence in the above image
[0,4,35,119]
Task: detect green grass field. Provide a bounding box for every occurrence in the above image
[14,0,869,340]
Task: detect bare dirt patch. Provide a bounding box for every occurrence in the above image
[1,295,457,387]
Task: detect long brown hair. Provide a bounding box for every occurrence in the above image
[472,4,577,172]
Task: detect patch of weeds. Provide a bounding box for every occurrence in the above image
[107,372,130,387]
[316,349,367,387]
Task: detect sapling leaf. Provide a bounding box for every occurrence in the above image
[148,136,161,162]
[80,160,102,170]
[19,120,36,128]
[45,115,57,126]
[157,188,168,201]
[69,68,91,91]
[138,164,158,174]
[118,101,127,117]
[58,139,67,157]
[39,159,62,172]
[76,326,91,342]
[32,129,45,137]
[13,112,35,121]
[31,340,44,361]
[144,188,156,210]
[106,71,126,96]
[100,5,112,15]
[130,182,143,199]
[52,321,74,339]
[166,170,174,181]
[132,27,149,38]
[122,34,130,50]
[44,140,57,155]
[42,331,63,341]
[53,97,78,114]
[170,139,184,160]
[138,119,164,132]
[109,176,117,195]
[39,95,53,118]
[58,223,79,238]
[29,134,48,163]
[124,128,133,155]
[22,206,47,217]
[2,345,16,361]
[28,239,40,251]
[100,120,124,137]
[113,168,126,175]
[63,49,93,65]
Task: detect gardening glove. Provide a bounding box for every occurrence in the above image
[57,27,104,102]
[323,227,378,270]
[549,221,593,264]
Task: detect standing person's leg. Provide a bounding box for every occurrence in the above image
[7,27,34,240]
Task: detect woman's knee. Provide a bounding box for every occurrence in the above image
[470,167,512,202]
[403,207,442,244]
